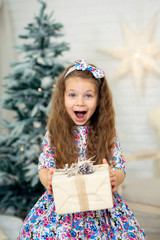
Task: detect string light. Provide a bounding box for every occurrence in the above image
[38,88,42,92]
[20,147,24,152]
[33,122,41,128]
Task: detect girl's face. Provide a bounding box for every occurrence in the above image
[64,77,98,126]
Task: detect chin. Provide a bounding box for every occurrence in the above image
[74,120,89,126]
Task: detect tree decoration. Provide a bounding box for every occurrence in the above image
[102,12,160,95]
[0,0,69,218]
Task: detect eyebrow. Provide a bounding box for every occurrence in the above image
[66,89,96,93]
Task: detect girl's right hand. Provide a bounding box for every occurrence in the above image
[47,167,55,195]
[103,158,117,193]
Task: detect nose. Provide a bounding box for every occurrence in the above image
[76,96,85,106]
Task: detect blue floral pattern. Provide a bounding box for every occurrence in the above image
[17,126,147,239]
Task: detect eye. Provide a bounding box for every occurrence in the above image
[85,94,92,98]
[69,93,76,97]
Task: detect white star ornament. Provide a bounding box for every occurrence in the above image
[103,13,160,96]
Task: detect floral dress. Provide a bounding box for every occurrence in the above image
[17,126,147,240]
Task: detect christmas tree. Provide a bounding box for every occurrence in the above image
[0,0,69,218]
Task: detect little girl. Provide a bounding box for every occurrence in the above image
[18,60,147,239]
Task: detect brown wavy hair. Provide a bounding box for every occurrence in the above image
[47,63,115,168]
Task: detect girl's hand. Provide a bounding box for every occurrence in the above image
[47,167,55,195]
[103,158,117,193]
[109,168,117,193]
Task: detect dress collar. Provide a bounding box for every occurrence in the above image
[74,125,89,135]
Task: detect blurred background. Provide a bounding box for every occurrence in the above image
[0,0,160,239]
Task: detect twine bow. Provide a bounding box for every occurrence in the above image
[56,157,95,177]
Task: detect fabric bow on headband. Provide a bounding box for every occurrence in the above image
[64,60,105,80]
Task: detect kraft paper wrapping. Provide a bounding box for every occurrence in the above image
[52,164,113,214]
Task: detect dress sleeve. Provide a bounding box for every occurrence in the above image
[38,131,55,171]
[110,132,126,174]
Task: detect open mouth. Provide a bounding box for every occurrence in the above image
[74,111,87,119]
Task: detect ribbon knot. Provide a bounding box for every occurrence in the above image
[75,60,88,71]
[75,60,105,79]
[64,60,105,80]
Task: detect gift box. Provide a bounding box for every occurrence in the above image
[52,164,113,214]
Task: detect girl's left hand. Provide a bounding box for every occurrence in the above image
[103,158,117,193]
[47,167,55,195]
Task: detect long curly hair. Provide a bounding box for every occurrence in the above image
[47,63,115,168]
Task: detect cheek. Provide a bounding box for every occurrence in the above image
[90,101,98,113]
[64,98,72,111]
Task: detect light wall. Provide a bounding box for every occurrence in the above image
[6,0,160,155]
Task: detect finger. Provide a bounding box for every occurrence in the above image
[111,179,116,184]
[47,186,51,193]
[49,177,53,184]
[110,170,116,178]
[111,176,116,183]
[103,158,108,164]
[109,166,113,172]
[48,190,53,195]
[111,182,116,187]
[49,167,55,174]
[47,185,53,192]
[112,186,117,193]
[49,168,55,182]
[109,170,115,178]
[47,184,52,190]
